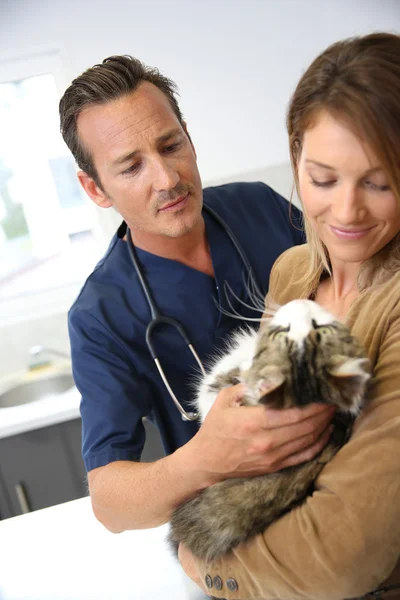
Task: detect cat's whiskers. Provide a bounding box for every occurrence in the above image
[264,297,282,317]
[211,271,280,324]
[223,280,265,314]
[245,268,267,310]
[214,297,272,323]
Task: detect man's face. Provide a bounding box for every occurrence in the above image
[77,82,203,242]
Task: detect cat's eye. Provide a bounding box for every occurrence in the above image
[272,331,288,341]
[317,326,332,336]
[312,320,335,337]
[269,325,290,341]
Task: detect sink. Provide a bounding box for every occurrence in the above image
[0,373,75,408]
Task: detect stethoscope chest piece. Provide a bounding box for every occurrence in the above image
[127,228,202,421]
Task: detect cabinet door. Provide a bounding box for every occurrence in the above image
[0,465,13,520]
[58,417,165,473]
[58,418,88,495]
[141,418,165,462]
[0,420,86,517]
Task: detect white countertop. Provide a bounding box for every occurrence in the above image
[0,365,81,439]
[0,496,207,600]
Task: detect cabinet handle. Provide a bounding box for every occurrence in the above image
[15,482,31,514]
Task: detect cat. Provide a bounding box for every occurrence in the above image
[168,299,371,565]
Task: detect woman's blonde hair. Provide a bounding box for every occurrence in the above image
[287,32,400,295]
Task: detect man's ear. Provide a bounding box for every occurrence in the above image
[77,171,113,209]
[182,122,197,159]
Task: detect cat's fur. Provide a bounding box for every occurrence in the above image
[169,300,371,564]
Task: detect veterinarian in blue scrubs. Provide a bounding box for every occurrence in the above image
[69,181,303,470]
[61,55,334,536]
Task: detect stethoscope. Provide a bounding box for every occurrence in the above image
[126,203,263,422]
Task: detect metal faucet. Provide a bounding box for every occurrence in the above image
[28,345,70,370]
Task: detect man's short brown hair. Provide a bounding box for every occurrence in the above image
[59,55,184,188]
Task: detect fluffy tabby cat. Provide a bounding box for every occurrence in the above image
[169,299,371,564]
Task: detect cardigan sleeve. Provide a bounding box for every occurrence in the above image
[192,292,400,600]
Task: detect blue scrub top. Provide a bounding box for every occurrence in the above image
[69,182,304,471]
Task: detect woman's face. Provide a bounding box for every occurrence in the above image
[298,111,400,267]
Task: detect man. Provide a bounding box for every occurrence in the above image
[60,55,334,534]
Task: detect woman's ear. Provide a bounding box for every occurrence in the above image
[77,171,113,209]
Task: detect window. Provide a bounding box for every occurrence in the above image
[0,52,116,322]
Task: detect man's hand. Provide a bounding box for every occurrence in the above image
[87,384,334,532]
[182,384,335,487]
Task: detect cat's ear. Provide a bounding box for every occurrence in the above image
[254,368,286,405]
[327,357,371,410]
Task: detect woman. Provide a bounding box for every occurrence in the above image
[179,32,400,599]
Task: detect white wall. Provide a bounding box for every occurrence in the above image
[1,0,399,183]
[0,0,399,376]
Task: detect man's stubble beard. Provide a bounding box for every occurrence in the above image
[108,181,203,239]
[156,202,204,239]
